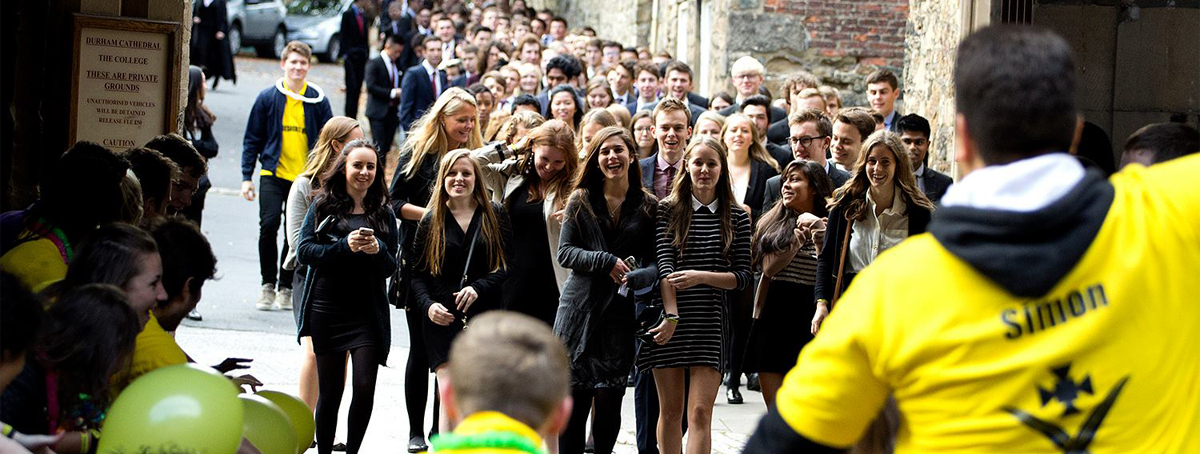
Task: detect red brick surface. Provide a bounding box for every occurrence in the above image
[764,0,908,68]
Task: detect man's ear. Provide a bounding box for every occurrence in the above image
[180,277,198,309]
[1067,114,1085,156]
[541,395,573,437]
[954,113,984,177]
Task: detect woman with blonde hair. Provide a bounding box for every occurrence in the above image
[516,62,543,96]
[411,149,511,433]
[284,116,363,416]
[814,130,934,332]
[721,113,779,221]
[692,111,725,143]
[489,109,546,145]
[388,87,483,451]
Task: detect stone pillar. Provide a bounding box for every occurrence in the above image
[903,0,967,177]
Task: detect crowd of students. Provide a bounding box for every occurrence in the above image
[1,0,1198,453]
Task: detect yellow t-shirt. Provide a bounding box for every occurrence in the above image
[0,237,67,293]
[775,154,1200,452]
[118,312,188,390]
[263,82,308,182]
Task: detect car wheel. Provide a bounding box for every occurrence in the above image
[228,24,242,55]
[320,35,340,63]
[271,27,287,59]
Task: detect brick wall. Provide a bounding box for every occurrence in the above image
[762,0,908,69]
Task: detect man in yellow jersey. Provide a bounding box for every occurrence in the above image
[743,25,1200,453]
[241,41,333,311]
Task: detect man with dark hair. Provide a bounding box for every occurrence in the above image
[663,61,709,109]
[830,107,876,171]
[609,60,638,112]
[341,0,373,119]
[242,40,333,311]
[470,24,493,47]
[865,68,901,131]
[400,35,456,130]
[1121,122,1199,168]
[434,17,459,64]
[121,146,180,222]
[144,134,207,216]
[545,16,568,44]
[537,54,584,116]
[601,41,622,67]
[739,95,792,169]
[366,33,407,158]
[744,25,1200,453]
[512,93,542,114]
[632,61,661,112]
[762,108,850,210]
[896,113,953,203]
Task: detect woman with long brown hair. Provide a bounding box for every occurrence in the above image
[410,149,511,433]
[745,160,833,406]
[814,130,935,331]
[388,87,483,452]
[638,137,753,454]
[554,127,658,454]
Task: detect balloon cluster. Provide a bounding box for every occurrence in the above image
[97,364,315,454]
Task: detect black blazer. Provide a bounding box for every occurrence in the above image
[639,154,656,192]
[686,92,709,110]
[340,6,371,57]
[815,200,931,303]
[719,104,788,126]
[398,64,447,130]
[766,142,792,171]
[741,159,779,221]
[641,99,706,126]
[762,162,850,212]
[920,167,954,204]
[766,118,789,147]
[365,56,401,120]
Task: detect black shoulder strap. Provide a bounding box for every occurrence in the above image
[459,221,481,290]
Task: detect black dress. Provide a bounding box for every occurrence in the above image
[308,214,382,354]
[745,240,818,374]
[501,183,560,326]
[411,203,511,370]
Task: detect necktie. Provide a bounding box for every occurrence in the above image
[356,10,364,35]
[430,71,438,96]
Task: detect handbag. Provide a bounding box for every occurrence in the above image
[387,221,407,309]
[635,304,664,343]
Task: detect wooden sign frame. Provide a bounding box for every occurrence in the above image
[69,13,182,149]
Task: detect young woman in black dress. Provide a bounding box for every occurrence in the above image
[746,160,833,406]
[296,140,398,454]
[389,88,483,452]
[638,137,753,454]
[410,149,510,434]
[554,127,658,454]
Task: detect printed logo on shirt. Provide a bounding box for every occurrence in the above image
[1003,364,1129,453]
[282,125,306,134]
[999,283,1109,340]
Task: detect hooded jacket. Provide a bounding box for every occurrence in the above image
[744,153,1200,453]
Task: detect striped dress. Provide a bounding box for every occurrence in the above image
[638,201,753,371]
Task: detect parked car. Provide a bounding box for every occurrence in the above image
[226,0,289,58]
[285,0,354,63]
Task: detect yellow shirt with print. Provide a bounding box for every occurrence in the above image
[262,82,308,182]
[775,154,1200,453]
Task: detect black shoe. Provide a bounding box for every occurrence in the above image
[746,373,761,392]
[332,443,347,452]
[310,441,316,449]
[584,442,595,453]
[727,388,744,404]
[186,309,203,321]
[407,436,428,453]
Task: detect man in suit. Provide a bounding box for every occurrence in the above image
[609,60,639,113]
[366,34,406,158]
[536,54,583,115]
[399,36,452,130]
[340,0,372,119]
[897,113,953,203]
[632,61,661,113]
[719,56,786,124]
[739,95,792,170]
[662,61,708,109]
[866,68,902,132]
[762,108,851,211]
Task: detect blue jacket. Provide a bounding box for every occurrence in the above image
[241,84,333,181]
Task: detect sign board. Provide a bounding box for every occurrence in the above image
[70,14,182,150]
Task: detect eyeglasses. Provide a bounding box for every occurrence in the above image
[788,135,827,147]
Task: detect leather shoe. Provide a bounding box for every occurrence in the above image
[407,436,428,453]
[746,373,761,392]
[726,388,744,404]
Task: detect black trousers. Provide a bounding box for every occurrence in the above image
[344,52,368,118]
[369,111,400,158]
[258,174,293,289]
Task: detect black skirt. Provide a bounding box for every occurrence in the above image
[744,280,816,374]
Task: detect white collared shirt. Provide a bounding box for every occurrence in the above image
[848,190,908,273]
[691,195,719,213]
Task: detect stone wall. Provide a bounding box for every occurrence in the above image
[903,0,962,175]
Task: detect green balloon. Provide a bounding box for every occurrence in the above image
[99,364,243,454]
[255,391,315,454]
[240,395,298,454]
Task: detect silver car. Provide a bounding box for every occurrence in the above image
[226,0,289,58]
[285,0,354,63]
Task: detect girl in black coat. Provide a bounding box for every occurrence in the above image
[554,127,658,454]
[297,140,398,454]
[411,149,511,434]
[814,131,935,331]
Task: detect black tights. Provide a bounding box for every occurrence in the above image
[404,309,439,440]
[561,387,626,454]
[315,345,385,454]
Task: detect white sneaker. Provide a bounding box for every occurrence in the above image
[256,284,276,311]
[276,287,293,310]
